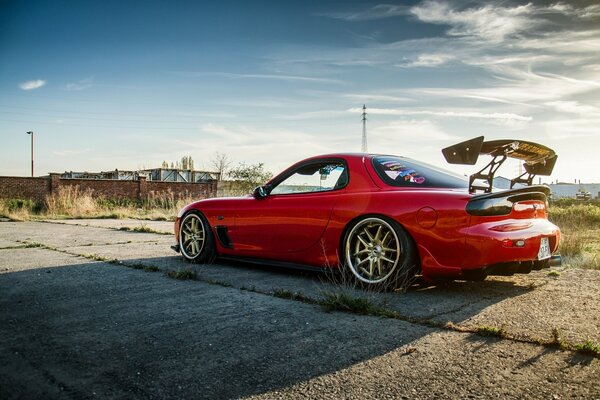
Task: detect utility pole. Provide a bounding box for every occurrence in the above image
[361,104,367,153]
[27,131,34,177]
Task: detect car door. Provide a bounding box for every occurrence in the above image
[231,159,348,255]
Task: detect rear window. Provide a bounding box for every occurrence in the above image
[372,156,468,189]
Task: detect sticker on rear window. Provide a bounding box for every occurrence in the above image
[381,161,426,184]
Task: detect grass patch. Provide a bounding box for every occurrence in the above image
[549,203,600,230]
[547,270,561,277]
[574,340,600,357]
[559,231,587,257]
[476,325,506,338]
[0,187,195,222]
[272,288,312,302]
[321,291,378,314]
[206,278,233,287]
[166,269,197,280]
[118,225,168,234]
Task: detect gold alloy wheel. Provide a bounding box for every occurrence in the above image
[346,217,401,284]
[180,213,206,259]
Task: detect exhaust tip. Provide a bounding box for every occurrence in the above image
[549,254,562,267]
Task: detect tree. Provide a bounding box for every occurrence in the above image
[228,162,273,193]
[181,156,194,170]
[210,152,232,181]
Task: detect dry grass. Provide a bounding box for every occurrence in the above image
[0,186,196,222]
[549,202,600,270]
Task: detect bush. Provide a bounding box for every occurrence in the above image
[548,204,600,230]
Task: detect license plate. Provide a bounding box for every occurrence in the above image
[538,237,551,260]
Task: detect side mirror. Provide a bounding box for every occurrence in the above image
[253,185,268,199]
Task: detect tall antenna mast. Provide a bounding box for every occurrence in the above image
[361,104,368,153]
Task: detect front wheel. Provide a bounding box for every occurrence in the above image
[344,217,418,290]
[179,211,215,263]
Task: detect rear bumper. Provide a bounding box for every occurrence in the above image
[461,254,561,280]
[462,218,560,270]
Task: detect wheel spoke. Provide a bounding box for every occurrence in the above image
[374,225,382,241]
[356,257,370,267]
[368,258,375,277]
[363,227,375,242]
[376,258,383,276]
[357,235,369,248]
[380,255,396,264]
[352,249,369,257]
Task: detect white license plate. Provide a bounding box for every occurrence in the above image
[538,237,551,260]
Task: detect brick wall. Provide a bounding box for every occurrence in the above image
[0,176,50,203]
[0,175,217,204]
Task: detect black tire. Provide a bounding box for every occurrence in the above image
[343,216,419,291]
[179,211,216,263]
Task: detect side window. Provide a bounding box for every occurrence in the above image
[270,162,347,195]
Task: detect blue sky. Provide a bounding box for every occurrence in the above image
[1,0,599,183]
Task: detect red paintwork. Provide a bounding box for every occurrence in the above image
[174,154,561,281]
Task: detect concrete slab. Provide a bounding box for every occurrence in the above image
[0,221,172,248]
[0,247,87,273]
[1,219,599,399]
[44,218,174,234]
[246,330,600,400]
[0,258,433,400]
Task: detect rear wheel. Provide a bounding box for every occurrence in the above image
[344,217,418,290]
[179,211,215,263]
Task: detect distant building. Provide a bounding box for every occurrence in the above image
[61,168,219,183]
[547,183,600,199]
[60,169,139,180]
[489,177,600,199]
[140,168,219,183]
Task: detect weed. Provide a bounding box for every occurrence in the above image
[549,203,600,230]
[564,254,600,271]
[549,328,568,350]
[574,340,600,357]
[272,288,311,302]
[476,325,506,338]
[559,231,587,257]
[206,278,232,287]
[22,242,44,248]
[166,269,197,280]
[547,270,561,277]
[143,266,160,272]
[320,291,377,314]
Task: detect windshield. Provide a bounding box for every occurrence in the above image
[372,156,468,189]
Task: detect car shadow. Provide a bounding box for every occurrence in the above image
[0,257,543,400]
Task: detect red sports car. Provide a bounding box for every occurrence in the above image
[173,136,561,288]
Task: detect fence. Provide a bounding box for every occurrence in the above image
[0,174,217,204]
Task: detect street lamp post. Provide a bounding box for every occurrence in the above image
[27,131,34,177]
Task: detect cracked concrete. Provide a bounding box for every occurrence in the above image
[0,220,598,399]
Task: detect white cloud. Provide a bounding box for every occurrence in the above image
[371,119,456,142]
[175,71,344,85]
[409,1,600,43]
[410,1,537,42]
[545,101,599,115]
[65,77,94,91]
[348,107,532,123]
[316,4,409,21]
[396,53,454,68]
[19,79,46,90]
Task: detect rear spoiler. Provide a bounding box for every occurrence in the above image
[442,136,557,193]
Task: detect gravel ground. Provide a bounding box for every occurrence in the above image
[0,220,598,399]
